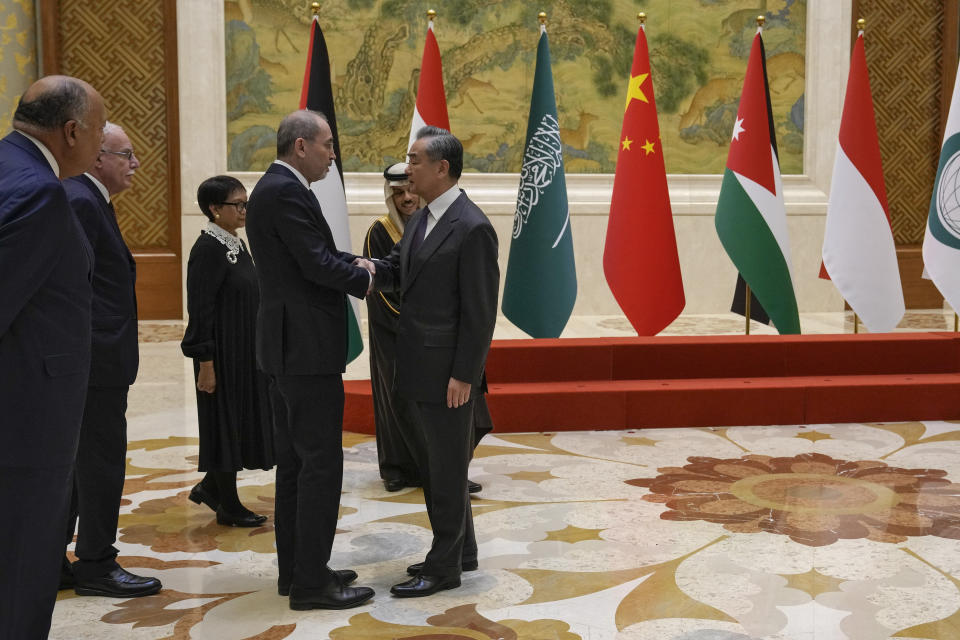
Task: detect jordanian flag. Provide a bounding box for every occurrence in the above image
[501,23,576,338]
[715,31,800,335]
[300,14,364,362]
[923,58,960,314]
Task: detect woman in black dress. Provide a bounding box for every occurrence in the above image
[181,175,273,527]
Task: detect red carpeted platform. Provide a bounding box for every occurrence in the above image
[343,332,960,433]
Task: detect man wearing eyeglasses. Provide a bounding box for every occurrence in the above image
[59,122,161,598]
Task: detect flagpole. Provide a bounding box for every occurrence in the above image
[743,11,762,339]
[427,8,436,25]
[954,312,957,332]
[854,312,859,334]
[311,1,318,16]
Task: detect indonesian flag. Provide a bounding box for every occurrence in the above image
[923,57,960,313]
[408,20,450,148]
[299,14,364,362]
[822,30,903,332]
[714,31,800,334]
[603,22,684,335]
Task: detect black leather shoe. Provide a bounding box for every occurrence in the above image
[278,569,357,595]
[74,567,162,598]
[188,483,219,512]
[391,574,460,597]
[383,479,405,492]
[468,480,482,493]
[59,557,75,590]
[289,584,374,610]
[407,559,478,576]
[216,507,267,527]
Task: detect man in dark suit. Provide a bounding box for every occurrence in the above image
[60,122,161,598]
[245,110,375,610]
[373,126,499,597]
[0,75,106,640]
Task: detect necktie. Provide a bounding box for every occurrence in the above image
[408,207,429,256]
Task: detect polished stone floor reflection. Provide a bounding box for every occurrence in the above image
[49,315,960,639]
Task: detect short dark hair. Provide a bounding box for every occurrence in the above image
[276,109,327,157]
[13,78,89,131]
[416,126,463,179]
[197,175,245,222]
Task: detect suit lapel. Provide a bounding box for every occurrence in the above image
[404,197,462,292]
[78,174,136,266]
[270,163,337,247]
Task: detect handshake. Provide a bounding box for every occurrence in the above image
[353,257,377,295]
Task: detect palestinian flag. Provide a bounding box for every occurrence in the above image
[715,31,800,335]
[300,14,364,362]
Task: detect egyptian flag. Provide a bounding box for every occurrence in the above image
[603,19,684,335]
[408,18,451,147]
[715,30,800,334]
[300,14,364,362]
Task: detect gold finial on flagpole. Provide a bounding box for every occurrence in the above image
[538,12,547,25]
[311,2,320,16]
[857,18,865,32]
[638,12,647,25]
[756,15,765,28]
[427,9,437,22]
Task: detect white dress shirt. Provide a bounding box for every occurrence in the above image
[422,184,462,239]
[84,172,110,203]
[18,130,60,177]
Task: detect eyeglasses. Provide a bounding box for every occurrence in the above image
[100,148,136,161]
[219,200,248,212]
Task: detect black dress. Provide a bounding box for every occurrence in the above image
[181,232,274,471]
[363,217,420,484]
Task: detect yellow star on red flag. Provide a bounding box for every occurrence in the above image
[641,139,656,155]
[624,73,649,111]
[621,136,633,151]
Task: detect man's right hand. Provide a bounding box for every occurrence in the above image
[197,361,216,393]
[353,257,376,276]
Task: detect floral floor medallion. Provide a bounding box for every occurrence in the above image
[631,452,960,546]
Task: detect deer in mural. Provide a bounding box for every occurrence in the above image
[678,76,742,132]
[559,111,598,151]
[451,77,500,114]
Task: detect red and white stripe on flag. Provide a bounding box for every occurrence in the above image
[408,21,450,150]
[822,31,904,332]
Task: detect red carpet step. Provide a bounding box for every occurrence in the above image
[343,332,960,433]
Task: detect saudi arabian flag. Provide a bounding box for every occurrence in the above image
[715,31,800,335]
[923,59,960,313]
[501,24,576,338]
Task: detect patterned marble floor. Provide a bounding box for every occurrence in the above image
[50,314,960,639]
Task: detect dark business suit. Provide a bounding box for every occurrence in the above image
[375,190,499,576]
[245,163,369,595]
[63,174,139,580]
[0,131,93,639]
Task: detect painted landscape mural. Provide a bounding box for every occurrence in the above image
[225,0,805,174]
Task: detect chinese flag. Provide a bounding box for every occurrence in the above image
[603,23,684,335]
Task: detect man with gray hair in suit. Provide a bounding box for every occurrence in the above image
[372,126,499,597]
[0,75,106,640]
